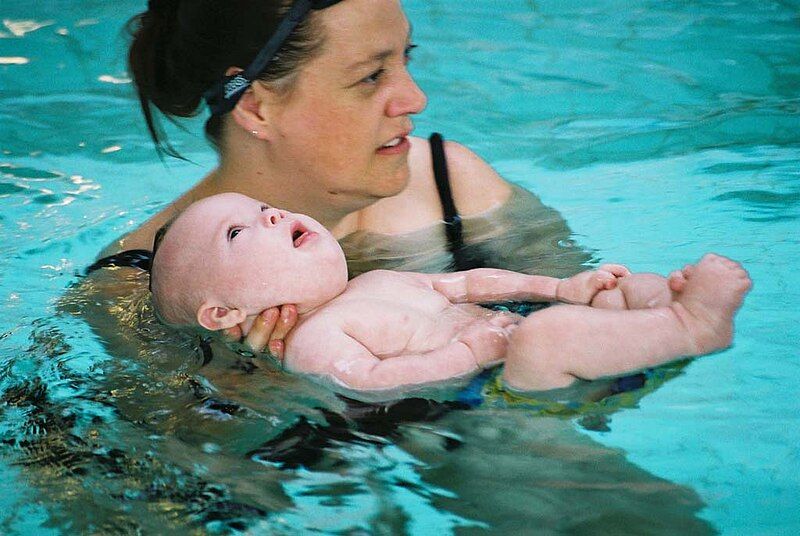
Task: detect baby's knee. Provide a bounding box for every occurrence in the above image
[504,312,578,391]
[507,309,573,359]
[618,273,672,309]
[591,288,627,309]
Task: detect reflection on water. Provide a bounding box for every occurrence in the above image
[714,189,800,222]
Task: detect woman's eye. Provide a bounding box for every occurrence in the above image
[404,44,418,63]
[361,68,385,85]
[228,227,243,241]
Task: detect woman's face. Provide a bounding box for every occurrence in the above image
[267,0,427,208]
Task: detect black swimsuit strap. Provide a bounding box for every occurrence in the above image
[85,249,153,274]
[428,133,467,268]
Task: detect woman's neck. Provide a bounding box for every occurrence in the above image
[214,138,362,237]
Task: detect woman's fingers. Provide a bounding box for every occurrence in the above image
[268,340,285,361]
[265,307,296,361]
[267,305,298,357]
[243,308,281,352]
[237,305,297,357]
[222,324,244,343]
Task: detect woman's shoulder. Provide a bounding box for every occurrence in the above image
[97,178,215,258]
[99,215,168,258]
[407,135,512,217]
[355,136,513,236]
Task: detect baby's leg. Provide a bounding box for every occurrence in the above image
[591,272,674,310]
[503,254,750,391]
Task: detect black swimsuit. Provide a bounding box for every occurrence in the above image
[429,132,466,268]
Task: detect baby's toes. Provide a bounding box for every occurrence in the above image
[668,269,687,292]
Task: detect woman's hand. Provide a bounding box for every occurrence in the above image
[222,304,298,360]
[556,264,630,305]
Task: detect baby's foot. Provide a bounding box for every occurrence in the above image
[672,254,751,354]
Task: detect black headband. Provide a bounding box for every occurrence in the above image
[203,0,344,116]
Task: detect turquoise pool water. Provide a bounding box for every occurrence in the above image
[1,0,799,534]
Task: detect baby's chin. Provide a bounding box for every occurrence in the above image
[295,278,348,314]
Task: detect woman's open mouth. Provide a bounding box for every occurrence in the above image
[376,136,410,155]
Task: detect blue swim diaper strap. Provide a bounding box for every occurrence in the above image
[456,369,494,407]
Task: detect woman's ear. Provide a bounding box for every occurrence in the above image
[197,301,247,331]
[226,67,278,141]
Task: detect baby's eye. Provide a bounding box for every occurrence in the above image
[260,204,269,212]
[228,227,243,241]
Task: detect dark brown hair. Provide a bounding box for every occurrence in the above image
[127,0,325,158]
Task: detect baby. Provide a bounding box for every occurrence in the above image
[150,193,750,393]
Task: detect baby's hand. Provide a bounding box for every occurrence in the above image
[556,264,630,305]
[457,314,516,369]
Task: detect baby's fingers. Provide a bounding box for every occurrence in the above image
[598,263,631,278]
[595,270,620,290]
[243,308,281,353]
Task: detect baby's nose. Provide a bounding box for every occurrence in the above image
[260,207,285,226]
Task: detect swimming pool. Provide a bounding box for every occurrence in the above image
[1,0,799,533]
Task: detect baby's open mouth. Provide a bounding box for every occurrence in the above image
[291,221,310,248]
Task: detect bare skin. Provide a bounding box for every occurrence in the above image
[152,194,751,393]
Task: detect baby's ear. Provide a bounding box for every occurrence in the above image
[197,302,247,331]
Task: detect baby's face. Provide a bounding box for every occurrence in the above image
[156,193,348,325]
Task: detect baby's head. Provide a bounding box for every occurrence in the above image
[150,193,348,331]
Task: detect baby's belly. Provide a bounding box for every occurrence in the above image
[402,304,520,355]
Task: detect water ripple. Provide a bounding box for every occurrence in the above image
[713,188,800,222]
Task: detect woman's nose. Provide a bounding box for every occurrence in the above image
[386,69,427,117]
[260,207,285,227]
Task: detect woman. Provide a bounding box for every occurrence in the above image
[104,0,589,353]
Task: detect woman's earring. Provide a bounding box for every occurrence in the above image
[251,130,259,137]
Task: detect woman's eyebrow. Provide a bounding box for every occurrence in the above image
[346,50,392,71]
[344,26,413,71]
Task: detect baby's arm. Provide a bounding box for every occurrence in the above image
[287,321,507,391]
[418,266,629,305]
